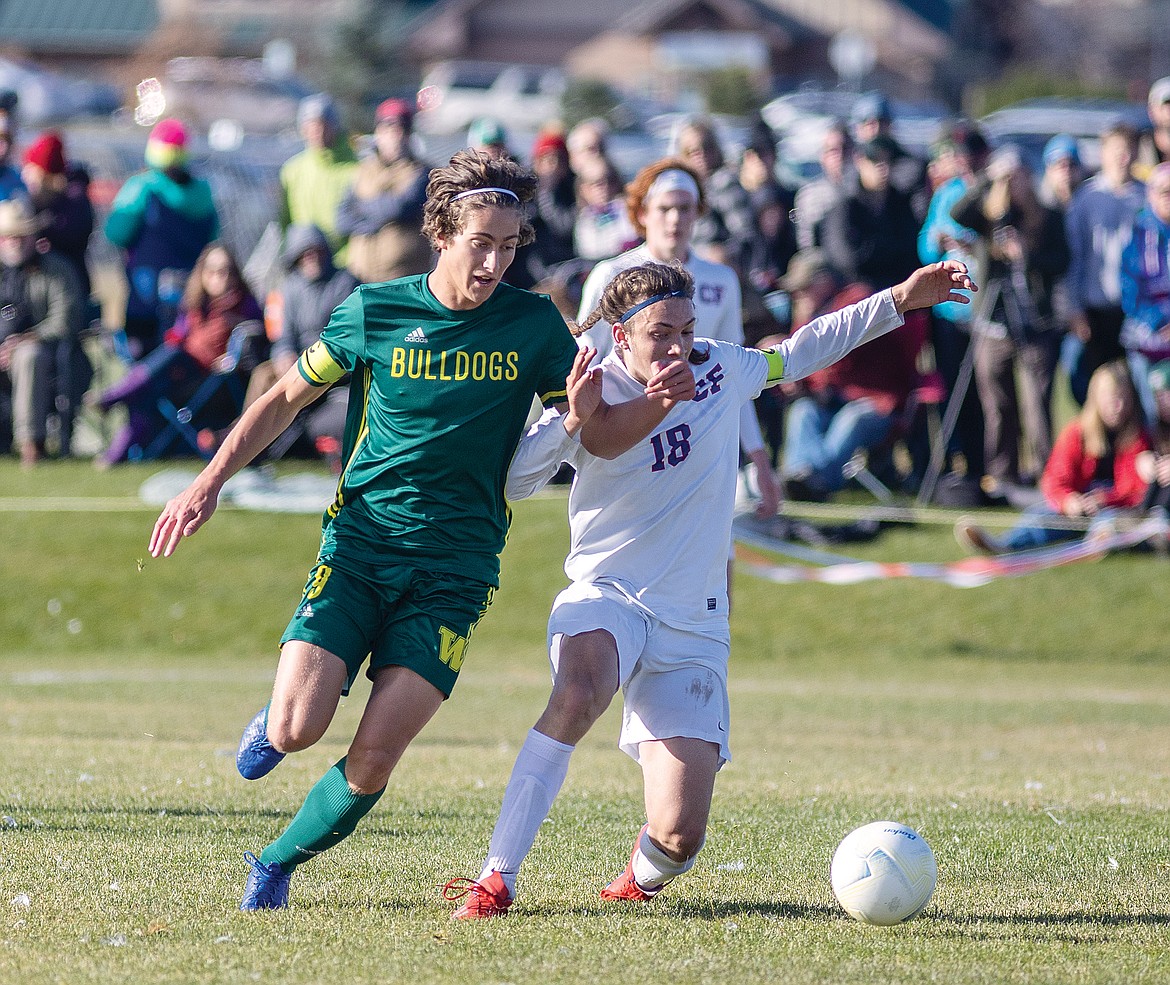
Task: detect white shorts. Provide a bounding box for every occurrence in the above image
[547,581,732,767]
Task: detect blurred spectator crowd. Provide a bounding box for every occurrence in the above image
[2,76,1169,549]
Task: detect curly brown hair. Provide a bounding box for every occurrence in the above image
[623,158,706,240]
[421,149,538,249]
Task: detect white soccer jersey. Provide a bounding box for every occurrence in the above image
[506,288,904,629]
[562,338,765,629]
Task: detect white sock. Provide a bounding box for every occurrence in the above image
[480,728,574,897]
[631,828,702,891]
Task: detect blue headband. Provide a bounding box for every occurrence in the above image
[616,289,689,325]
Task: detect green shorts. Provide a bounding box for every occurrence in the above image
[280,555,496,697]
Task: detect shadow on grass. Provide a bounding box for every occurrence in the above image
[515,898,841,921]
[459,903,1170,929]
[313,896,843,920]
[0,803,293,830]
[942,911,1170,928]
[2,802,484,837]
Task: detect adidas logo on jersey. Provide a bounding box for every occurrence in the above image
[404,327,429,344]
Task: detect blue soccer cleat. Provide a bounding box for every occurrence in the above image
[236,705,286,779]
[240,851,291,911]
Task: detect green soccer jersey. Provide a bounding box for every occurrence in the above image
[298,274,578,583]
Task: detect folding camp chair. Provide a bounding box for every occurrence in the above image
[131,320,265,461]
[839,310,949,502]
[842,369,948,502]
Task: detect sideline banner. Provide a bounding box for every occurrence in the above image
[733,514,1169,589]
[140,468,337,514]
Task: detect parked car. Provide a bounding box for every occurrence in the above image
[0,57,119,124]
[414,60,566,136]
[761,86,947,186]
[978,97,1151,174]
[158,56,314,137]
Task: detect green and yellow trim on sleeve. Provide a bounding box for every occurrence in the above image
[763,347,785,385]
[326,365,371,520]
[538,385,569,408]
[298,340,348,387]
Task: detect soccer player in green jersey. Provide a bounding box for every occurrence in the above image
[148,150,696,910]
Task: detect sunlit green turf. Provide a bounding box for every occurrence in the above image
[2,461,1168,984]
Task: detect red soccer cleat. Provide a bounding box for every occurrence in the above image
[600,823,662,902]
[444,871,513,919]
[600,862,656,901]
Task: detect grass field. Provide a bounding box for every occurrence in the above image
[2,461,1169,985]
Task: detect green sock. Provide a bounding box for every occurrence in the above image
[260,757,384,871]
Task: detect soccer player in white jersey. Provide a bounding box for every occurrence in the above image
[445,257,977,918]
[577,157,781,520]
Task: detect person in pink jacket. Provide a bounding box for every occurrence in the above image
[956,359,1150,554]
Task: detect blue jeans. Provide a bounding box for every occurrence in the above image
[1060,333,1087,406]
[998,504,1121,552]
[782,395,895,493]
[1126,350,1158,428]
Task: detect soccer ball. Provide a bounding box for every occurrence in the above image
[829,820,937,925]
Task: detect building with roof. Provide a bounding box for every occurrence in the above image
[405,0,955,102]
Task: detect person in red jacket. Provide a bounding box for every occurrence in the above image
[956,359,1149,554]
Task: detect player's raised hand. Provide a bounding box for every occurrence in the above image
[644,359,695,405]
[891,260,978,315]
[563,347,602,436]
[149,479,222,558]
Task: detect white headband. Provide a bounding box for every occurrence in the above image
[451,186,520,202]
[644,168,700,203]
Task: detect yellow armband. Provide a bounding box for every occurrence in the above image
[298,340,348,387]
[763,347,785,385]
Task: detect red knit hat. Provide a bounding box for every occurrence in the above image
[375,98,413,127]
[23,132,65,174]
[531,131,568,161]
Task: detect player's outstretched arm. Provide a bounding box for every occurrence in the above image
[775,260,979,385]
[578,358,695,460]
[890,260,978,316]
[148,366,324,558]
